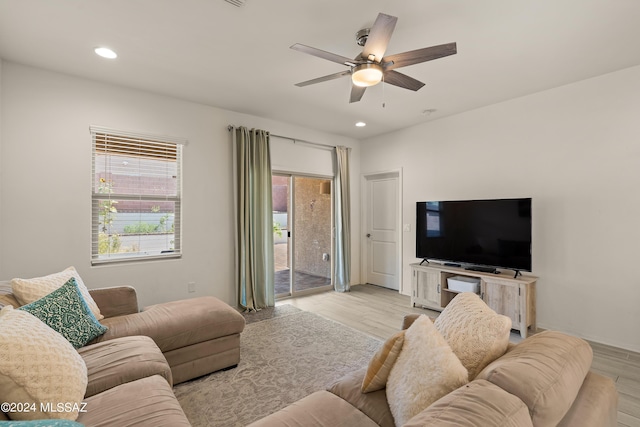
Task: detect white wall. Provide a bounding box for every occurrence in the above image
[0,62,360,307]
[0,60,3,264]
[361,65,640,352]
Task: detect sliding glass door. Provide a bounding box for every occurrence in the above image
[272,174,332,298]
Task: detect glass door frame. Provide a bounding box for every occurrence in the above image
[273,172,334,300]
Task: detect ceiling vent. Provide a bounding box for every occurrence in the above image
[224,0,244,6]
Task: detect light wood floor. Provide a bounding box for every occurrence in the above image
[278,284,640,427]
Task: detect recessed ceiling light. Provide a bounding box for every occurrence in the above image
[355,122,366,127]
[94,47,117,59]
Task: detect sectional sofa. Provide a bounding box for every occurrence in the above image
[250,296,618,427]
[0,273,245,426]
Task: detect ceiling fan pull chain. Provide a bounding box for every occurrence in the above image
[382,75,386,108]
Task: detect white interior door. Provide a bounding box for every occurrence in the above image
[365,172,400,290]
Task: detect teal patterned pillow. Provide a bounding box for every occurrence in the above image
[18,277,107,348]
[1,421,84,426]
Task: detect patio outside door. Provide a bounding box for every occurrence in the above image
[272,174,333,298]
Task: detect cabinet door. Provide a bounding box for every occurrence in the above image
[482,280,519,326]
[415,269,441,309]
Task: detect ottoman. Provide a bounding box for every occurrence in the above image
[89,288,246,384]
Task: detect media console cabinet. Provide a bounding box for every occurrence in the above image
[410,263,537,338]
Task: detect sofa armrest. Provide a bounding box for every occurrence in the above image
[401,314,421,330]
[89,286,139,318]
[402,313,436,330]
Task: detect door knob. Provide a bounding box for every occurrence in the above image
[366,233,371,238]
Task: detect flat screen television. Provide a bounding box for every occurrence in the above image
[416,198,532,273]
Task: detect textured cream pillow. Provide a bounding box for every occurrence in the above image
[0,306,88,421]
[386,315,469,426]
[434,292,511,380]
[11,267,103,320]
[361,330,405,393]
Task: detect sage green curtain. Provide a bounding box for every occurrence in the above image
[334,146,351,292]
[232,126,275,310]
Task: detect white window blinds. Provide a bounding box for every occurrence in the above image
[90,126,185,264]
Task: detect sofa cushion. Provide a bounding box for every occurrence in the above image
[0,306,87,421]
[361,330,404,393]
[403,379,534,427]
[92,296,245,352]
[77,375,190,427]
[434,292,512,380]
[386,315,468,427]
[79,335,172,398]
[246,390,379,427]
[11,267,103,320]
[557,371,618,427]
[328,368,395,427]
[18,278,107,348]
[476,330,593,427]
[0,280,20,308]
[88,286,139,318]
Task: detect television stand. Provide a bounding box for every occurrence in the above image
[465,265,497,274]
[410,263,537,338]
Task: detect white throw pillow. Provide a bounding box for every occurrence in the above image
[11,266,103,320]
[386,315,468,426]
[0,306,88,421]
[434,292,511,380]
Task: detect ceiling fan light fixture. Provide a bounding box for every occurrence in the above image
[351,63,383,87]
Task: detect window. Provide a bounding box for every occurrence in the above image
[426,201,442,237]
[91,126,185,264]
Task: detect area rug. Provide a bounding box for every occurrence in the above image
[174,307,382,426]
[240,303,303,324]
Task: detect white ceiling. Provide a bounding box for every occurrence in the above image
[1,0,639,139]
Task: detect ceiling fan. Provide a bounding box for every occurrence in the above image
[291,12,457,103]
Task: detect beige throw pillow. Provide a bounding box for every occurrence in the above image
[434,292,511,380]
[11,266,103,320]
[386,315,468,426]
[0,306,88,421]
[361,330,405,393]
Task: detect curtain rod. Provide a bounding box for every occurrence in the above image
[227,125,335,151]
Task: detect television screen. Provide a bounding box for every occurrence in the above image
[416,198,532,272]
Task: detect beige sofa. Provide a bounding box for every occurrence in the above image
[0,283,246,385]
[250,314,618,427]
[1,282,246,425]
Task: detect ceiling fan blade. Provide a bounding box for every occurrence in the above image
[350,85,367,103]
[295,70,351,87]
[383,70,425,91]
[290,43,357,66]
[362,13,397,62]
[383,42,457,71]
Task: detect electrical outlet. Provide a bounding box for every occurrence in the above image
[188,282,196,293]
